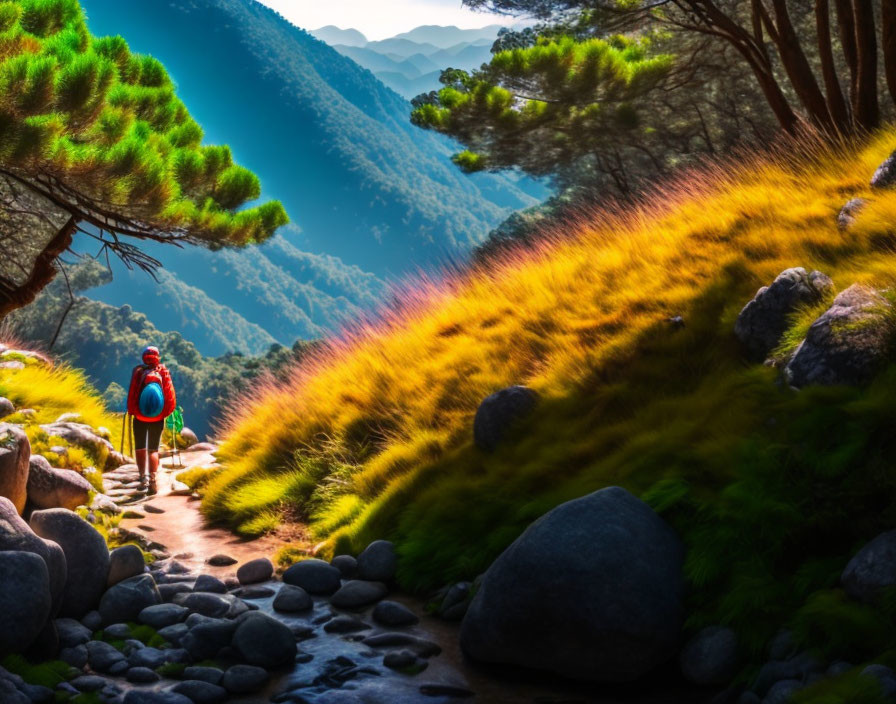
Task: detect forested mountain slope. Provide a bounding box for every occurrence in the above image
[72,0,539,354]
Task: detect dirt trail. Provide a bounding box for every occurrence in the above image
[107,447,307,578]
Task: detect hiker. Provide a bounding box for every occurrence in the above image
[126,345,176,494]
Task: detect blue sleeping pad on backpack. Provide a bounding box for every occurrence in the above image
[139,382,165,419]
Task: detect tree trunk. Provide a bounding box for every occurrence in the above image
[833,0,858,123]
[764,0,835,131]
[883,0,896,105]
[0,217,77,318]
[815,0,850,131]
[852,0,880,130]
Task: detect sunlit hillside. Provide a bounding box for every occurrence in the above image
[207,129,896,667]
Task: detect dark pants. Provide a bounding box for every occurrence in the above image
[133,419,164,451]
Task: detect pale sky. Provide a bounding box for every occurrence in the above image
[255,0,515,41]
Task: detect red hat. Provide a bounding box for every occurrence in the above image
[142,346,160,365]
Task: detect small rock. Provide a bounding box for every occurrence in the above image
[221,664,268,694]
[231,612,297,668]
[330,580,388,609]
[323,616,371,633]
[123,691,194,704]
[767,630,797,661]
[86,640,127,673]
[331,554,357,578]
[55,618,92,648]
[680,626,739,686]
[871,149,896,188]
[99,574,162,625]
[232,585,275,599]
[763,680,802,704]
[206,554,237,567]
[104,623,131,639]
[143,504,164,514]
[356,540,397,582]
[236,557,273,585]
[81,610,102,631]
[60,644,88,669]
[158,623,189,646]
[273,584,312,613]
[473,385,538,452]
[126,667,160,683]
[837,198,867,229]
[193,575,227,594]
[734,268,834,362]
[362,633,441,658]
[176,592,231,618]
[183,666,224,685]
[108,545,146,587]
[861,664,896,698]
[159,583,193,602]
[383,650,419,670]
[171,680,227,704]
[180,618,236,660]
[842,530,896,603]
[139,603,188,629]
[128,646,168,669]
[0,397,14,418]
[372,600,419,627]
[282,558,342,595]
[438,582,471,620]
[71,675,107,692]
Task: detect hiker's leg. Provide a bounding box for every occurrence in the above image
[146,421,164,494]
[148,451,160,494]
[135,449,148,482]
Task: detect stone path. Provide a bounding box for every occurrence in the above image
[95,449,679,704]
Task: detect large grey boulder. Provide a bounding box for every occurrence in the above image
[871,150,896,189]
[784,284,893,388]
[356,540,398,582]
[841,530,896,603]
[734,268,834,361]
[0,497,66,611]
[107,545,145,587]
[679,626,740,685]
[0,551,53,656]
[231,612,297,667]
[460,486,684,682]
[26,456,92,511]
[272,584,312,613]
[282,558,341,594]
[30,508,109,618]
[473,385,538,452]
[181,618,236,660]
[0,423,30,514]
[99,574,161,625]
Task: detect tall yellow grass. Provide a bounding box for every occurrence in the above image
[208,128,896,587]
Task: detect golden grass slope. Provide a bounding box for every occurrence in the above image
[207,128,896,594]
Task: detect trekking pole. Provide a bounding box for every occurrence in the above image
[120,412,127,454]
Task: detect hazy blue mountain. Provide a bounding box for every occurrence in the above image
[323,25,499,98]
[312,25,368,47]
[391,24,504,48]
[73,0,543,354]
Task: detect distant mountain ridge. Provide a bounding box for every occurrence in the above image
[311,23,504,99]
[73,0,542,355]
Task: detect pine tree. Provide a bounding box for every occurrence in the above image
[0,0,287,316]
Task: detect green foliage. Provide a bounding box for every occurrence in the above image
[0,0,286,246]
[412,35,673,179]
[1,654,76,688]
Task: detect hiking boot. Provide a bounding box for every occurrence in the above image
[147,475,157,495]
